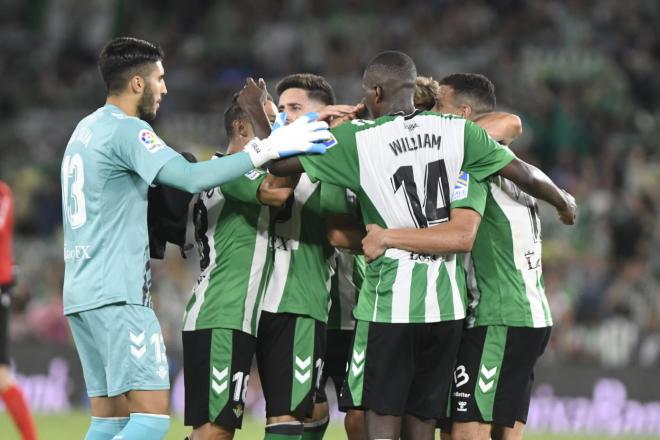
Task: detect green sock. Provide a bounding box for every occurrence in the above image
[302,415,329,440]
[265,420,303,440]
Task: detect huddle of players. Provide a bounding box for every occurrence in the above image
[183,59,574,440]
[182,74,366,440]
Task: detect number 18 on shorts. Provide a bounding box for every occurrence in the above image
[183,328,256,430]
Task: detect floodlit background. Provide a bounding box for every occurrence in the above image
[1,0,659,438]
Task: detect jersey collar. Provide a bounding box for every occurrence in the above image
[389,108,424,120]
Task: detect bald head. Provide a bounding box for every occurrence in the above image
[362,51,417,118]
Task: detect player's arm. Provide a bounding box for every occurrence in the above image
[326,215,366,251]
[362,172,487,261]
[267,157,304,176]
[498,159,576,225]
[274,122,361,193]
[258,174,299,207]
[155,116,329,193]
[473,112,522,146]
[362,208,481,262]
[462,120,576,225]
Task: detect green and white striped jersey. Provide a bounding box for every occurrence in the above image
[299,111,516,324]
[328,250,365,330]
[182,160,271,335]
[260,175,352,323]
[453,174,553,328]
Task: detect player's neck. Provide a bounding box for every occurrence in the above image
[227,136,250,155]
[379,98,416,118]
[105,95,138,118]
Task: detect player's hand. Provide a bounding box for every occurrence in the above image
[557,189,577,225]
[243,113,331,168]
[237,77,268,111]
[362,224,389,263]
[319,104,364,128]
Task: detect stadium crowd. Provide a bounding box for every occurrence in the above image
[1,0,659,369]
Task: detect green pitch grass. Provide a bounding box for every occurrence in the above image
[2,411,659,439]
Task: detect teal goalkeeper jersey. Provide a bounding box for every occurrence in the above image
[61,104,178,315]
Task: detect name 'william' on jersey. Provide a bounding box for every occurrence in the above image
[61,104,178,315]
[299,111,516,324]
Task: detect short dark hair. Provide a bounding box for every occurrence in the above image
[364,51,417,88]
[224,92,274,140]
[438,73,496,114]
[98,37,164,95]
[276,73,336,106]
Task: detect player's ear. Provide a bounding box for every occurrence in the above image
[461,104,472,119]
[129,75,144,94]
[375,85,384,104]
[235,119,252,139]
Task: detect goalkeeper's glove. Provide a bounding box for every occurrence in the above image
[244,112,331,168]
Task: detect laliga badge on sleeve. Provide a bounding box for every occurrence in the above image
[244,169,264,180]
[321,132,338,149]
[139,129,165,153]
[451,171,470,201]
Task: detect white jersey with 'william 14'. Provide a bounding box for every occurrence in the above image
[299,110,516,324]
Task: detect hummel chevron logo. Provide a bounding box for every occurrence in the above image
[129,331,146,359]
[213,366,228,382]
[295,355,311,370]
[130,345,146,359]
[295,369,311,383]
[294,356,311,384]
[129,331,145,345]
[478,365,497,393]
[351,350,365,376]
[481,365,497,379]
[211,366,228,395]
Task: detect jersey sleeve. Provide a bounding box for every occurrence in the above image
[219,170,266,205]
[462,120,516,181]
[113,118,179,184]
[299,121,361,191]
[320,183,354,217]
[449,171,488,216]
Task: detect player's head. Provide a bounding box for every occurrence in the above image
[414,76,440,111]
[362,51,417,118]
[276,73,336,124]
[224,92,277,153]
[435,73,495,120]
[98,37,166,121]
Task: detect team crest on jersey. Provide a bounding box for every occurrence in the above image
[452,171,470,201]
[244,169,264,180]
[322,132,338,149]
[139,129,165,153]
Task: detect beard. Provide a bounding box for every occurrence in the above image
[137,84,157,121]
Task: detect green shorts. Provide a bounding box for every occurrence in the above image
[67,303,170,397]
